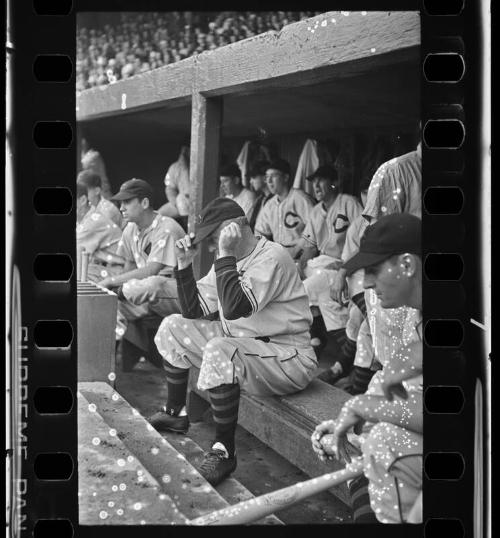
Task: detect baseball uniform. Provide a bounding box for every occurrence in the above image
[76,209,124,283]
[81,148,112,199]
[164,158,191,216]
[226,188,257,218]
[155,237,317,394]
[301,194,363,331]
[95,197,123,228]
[255,188,314,255]
[363,144,422,222]
[114,213,185,348]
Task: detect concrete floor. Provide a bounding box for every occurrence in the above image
[114,352,352,524]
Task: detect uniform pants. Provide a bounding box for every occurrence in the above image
[155,314,317,394]
[116,276,180,352]
[303,258,349,331]
[362,422,422,523]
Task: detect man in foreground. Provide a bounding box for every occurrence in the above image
[311,213,423,524]
[152,198,317,485]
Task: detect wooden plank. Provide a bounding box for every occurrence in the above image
[77,56,195,121]
[189,93,223,279]
[188,372,352,505]
[196,11,420,95]
[78,382,231,520]
[163,433,283,525]
[77,391,187,525]
[76,11,419,120]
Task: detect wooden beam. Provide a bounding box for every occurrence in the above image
[189,93,223,279]
[76,56,195,121]
[196,11,420,96]
[76,11,419,121]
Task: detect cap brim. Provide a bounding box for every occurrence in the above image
[342,251,392,276]
[110,191,135,201]
[191,222,221,246]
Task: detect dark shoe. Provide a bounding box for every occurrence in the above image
[148,407,189,434]
[317,367,343,386]
[198,448,237,486]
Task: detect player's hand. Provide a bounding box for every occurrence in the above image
[330,269,348,304]
[334,403,365,463]
[381,375,409,402]
[218,222,242,256]
[311,420,336,462]
[175,234,198,270]
[98,277,115,289]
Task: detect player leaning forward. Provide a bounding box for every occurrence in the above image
[312,213,423,524]
[151,198,317,485]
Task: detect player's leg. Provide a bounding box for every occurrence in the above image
[149,315,224,433]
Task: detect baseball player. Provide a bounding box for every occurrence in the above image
[296,165,362,351]
[247,160,272,230]
[151,197,317,486]
[98,179,185,357]
[220,162,257,218]
[76,182,124,283]
[158,143,191,221]
[312,214,423,524]
[80,136,112,199]
[255,158,314,259]
[77,170,123,228]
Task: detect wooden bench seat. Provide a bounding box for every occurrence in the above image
[187,373,352,505]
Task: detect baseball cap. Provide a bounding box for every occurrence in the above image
[111,178,154,202]
[342,213,421,275]
[306,164,338,182]
[266,158,291,176]
[192,197,245,246]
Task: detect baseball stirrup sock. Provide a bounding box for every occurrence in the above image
[351,292,367,320]
[164,362,189,415]
[208,383,240,457]
[350,366,376,395]
[349,475,379,523]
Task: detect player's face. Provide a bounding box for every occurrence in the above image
[120,197,145,223]
[265,169,288,196]
[249,174,265,193]
[312,177,336,203]
[220,176,239,196]
[363,256,409,309]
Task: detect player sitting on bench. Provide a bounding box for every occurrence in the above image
[151,197,317,486]
[312,213,423,524]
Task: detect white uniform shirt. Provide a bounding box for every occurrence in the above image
[255,189,314,248]
[117,213,185,275]
[95,197,123,228]
[226,188,257,218]
[302,194,363,259]
[196,238,313,348]
[76,210,123,265]
[164,159,191,216]
[363,145,422,221]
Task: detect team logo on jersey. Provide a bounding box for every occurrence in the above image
[284,211,301,229]
[333,214,349,233]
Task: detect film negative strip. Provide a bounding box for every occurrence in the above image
[5,0,491,537]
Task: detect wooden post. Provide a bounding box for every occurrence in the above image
[189,92,223,279]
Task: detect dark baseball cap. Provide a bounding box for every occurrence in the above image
[306,164,338,182]
[192,197,245,246]
[342,213,421,275]
[111,178,154,202]
[266,158,291,176]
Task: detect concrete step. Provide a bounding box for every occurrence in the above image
[79,382,283,525]
[77,391,187,525]
[188,376,352,505]
[79,382,230,522]
[162,432,283,525]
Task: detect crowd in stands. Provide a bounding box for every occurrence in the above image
[77,11,323,92]
[77,130,422,524]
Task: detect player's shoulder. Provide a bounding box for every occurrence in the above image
[338,193,361,206]
[258,238,294,266]
[156,214,185,236]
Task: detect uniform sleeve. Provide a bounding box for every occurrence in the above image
[345,196,363,224]
[196,266,219,315]
[174,265,204,319]
[214,256,253,319]
[147,220,183,268]
[362,162,391,222]
[76,213,110,257]
[164,162,179,190]
[296,191,314,225]
[238,255,283,313]
[241,190,257,217]
[301,213,317,248]
[254,202,273,239]
[116,225,135,263]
